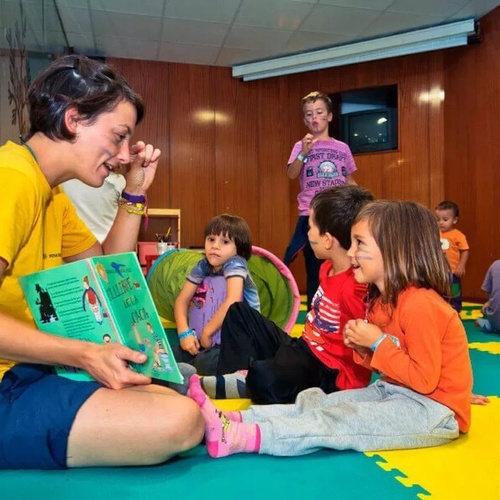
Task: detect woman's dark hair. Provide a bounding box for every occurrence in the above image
[204,214,252,261]
[26,55,144,140]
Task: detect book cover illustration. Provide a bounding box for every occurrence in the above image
[20,252,182,384]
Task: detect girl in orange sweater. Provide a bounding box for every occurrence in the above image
[188,200,473,458]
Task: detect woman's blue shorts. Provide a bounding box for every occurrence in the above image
[0,363,100,469]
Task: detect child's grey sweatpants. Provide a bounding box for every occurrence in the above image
[242,379,460,456]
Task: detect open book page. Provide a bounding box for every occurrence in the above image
[19,252,182,384]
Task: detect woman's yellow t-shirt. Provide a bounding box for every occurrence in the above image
[0,142,96,378]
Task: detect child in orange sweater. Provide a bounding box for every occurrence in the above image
[188,200,473,458]
[435,201,469,312]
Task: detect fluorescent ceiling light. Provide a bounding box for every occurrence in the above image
[233,19,476,81]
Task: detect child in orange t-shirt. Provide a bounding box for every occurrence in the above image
[187,200,472,458]
[436,201,469,312]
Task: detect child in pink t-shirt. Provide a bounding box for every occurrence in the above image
[284,91,357,309]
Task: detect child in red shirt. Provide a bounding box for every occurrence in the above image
[200,185,373,403]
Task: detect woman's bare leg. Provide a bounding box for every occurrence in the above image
[66,384,204,467]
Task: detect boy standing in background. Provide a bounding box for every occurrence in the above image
[284,91,357,309]
[436,201,470,312]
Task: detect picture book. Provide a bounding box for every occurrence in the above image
[19,252,183,384]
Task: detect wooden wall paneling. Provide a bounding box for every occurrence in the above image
[316,66,342,95]
[354,152,397,200]
[168,63,217,248]
[108,58,171,208]
[427,52,445,209]
[255,76,293,257]
[214,71,260,240]
[475,26,500,285]
[390,55,431,204]
[443,7,500,299]
[444,48,480,299]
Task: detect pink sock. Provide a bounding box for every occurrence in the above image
[205,410,261,458]
[189,374,242,422]
[188,375,260,457]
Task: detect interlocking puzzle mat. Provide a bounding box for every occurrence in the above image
[366,398,500,499]
[362,314,500,500]
[1,304,498,500]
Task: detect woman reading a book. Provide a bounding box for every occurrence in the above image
[0,55,204,469]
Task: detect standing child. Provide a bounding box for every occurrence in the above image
[476,260,500,332]
[173,214,260,375]
[284,91,357,309]
[189,200,473,458]
[200,185,373,403]
[435,201,470,312]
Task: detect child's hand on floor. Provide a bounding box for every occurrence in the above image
[471,393,490,405]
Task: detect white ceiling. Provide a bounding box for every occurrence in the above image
[1,0,500,68]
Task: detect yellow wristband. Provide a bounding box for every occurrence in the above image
[119,198,147,216]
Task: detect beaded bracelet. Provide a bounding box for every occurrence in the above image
[178,328,196,341]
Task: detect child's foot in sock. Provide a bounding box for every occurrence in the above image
[189,375,259,457]
[188,375,242,421]
[200,370,249,399]
[205,410,261,458]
